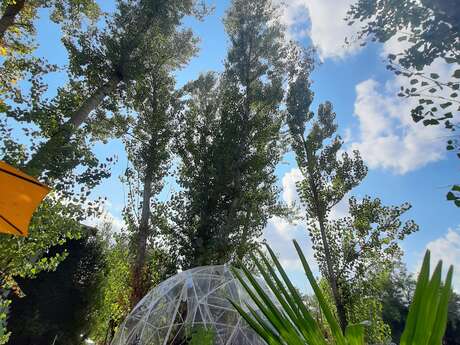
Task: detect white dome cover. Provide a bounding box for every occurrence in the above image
[111,265,270,345]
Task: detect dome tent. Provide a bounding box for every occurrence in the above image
[111,265,271,345]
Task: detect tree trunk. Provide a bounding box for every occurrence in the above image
[316,215,348,332]
[130,169,153,307]
[24,75,121,177]
[0,0,26,41]
[304,137,348,332]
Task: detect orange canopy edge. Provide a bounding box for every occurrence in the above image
[0,161,51,237]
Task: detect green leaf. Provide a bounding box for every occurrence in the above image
[293,240,347,345]
[453,69,460,79]
[447,191,456,200]
[430,73,439,79]
[423,119,439,126]
[440,102,452,109]
[400,250,430,345]
[428,265,453,345]
[345,324,365,345]
[388,54,397,60]
[445,57,458,64]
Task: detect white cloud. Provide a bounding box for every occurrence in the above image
[265,168,316,273]
[264,216,316,272]
[281,167,350,218]
[282,168,303,207]
[350,78,447,174]
[425,228,460,292]
[83,207,125,233]
[264,167,351,275]
[278,0,361,59]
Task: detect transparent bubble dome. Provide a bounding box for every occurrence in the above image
[111,265,270,345]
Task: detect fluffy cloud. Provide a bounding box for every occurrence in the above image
[264,167,350,274]
[277,0,361,59]
[264,216,315,272]
[350,78,447,174]
[265,168,316,273]
[425,228,460,291]
[281,167,349,218]
[83,207,125,233]
[282,167,303,207]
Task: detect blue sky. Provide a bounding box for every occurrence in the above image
[23,0,460,290]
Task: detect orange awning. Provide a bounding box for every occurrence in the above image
[0,161,50,236]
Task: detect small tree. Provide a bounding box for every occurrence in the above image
[88,227,131,345]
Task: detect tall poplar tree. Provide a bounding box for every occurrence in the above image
[286,47,418,337]
[169,0,287,268]
[123,28,198,305]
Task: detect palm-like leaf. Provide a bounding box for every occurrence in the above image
[400,250,453,345]
[230,241,453,345]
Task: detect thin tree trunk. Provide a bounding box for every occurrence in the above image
[24,75,121,177]
[316,212,348,331]
[303,137,348,332]
[0,0,26,41]
[130,169,153,307]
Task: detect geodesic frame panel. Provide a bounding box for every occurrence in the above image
[111,265,271,345]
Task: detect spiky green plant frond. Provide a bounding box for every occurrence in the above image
[230,241,453,345]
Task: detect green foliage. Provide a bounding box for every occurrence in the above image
[2,0,202,180]
[231,242,454,345]
[0,294,10,345]
[400,251,453,345]
[381,264,460,343]
[0,0,100,124]
[346,0,459,70]
[187,326,215,345]
[286,46,417,336]
[88,228,132,344]
[169,0,288,268]
[6,230,105,345]
[0,197,84,281]
[89,226,177,344]
[346,0,460,206]
[347,297,391,343]
[445,291,460,345]
[121,9,197,305]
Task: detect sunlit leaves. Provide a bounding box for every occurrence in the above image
[346,0,460,207]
